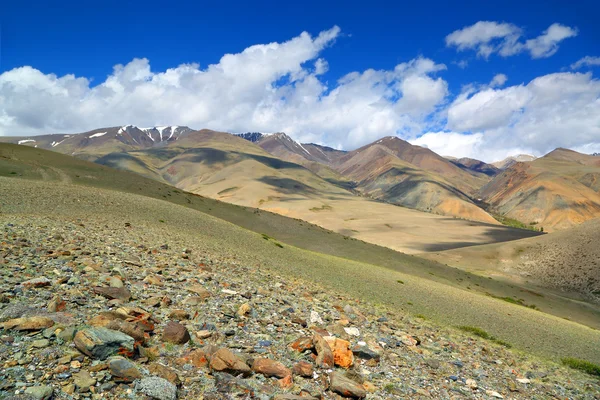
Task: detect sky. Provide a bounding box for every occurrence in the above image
[1,0,599,161]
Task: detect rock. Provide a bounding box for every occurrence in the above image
[313,333,334,368]
[73,370,96,392]
[148,363,181,385]
[237,303,251,317]
[182,296,204,306]
[21,277,51,289]
[93,286,131,302]
[293,361,314,378]
[344,327,360,336]
[221,289,237,295]
[466,378,478,390]
[273,396,318,400]
[252,358,291,378]
[516,378,531,384]
[1,316,54,331]
[108,356,142,381]
[56,326,77,342]
[487,390,504,399]
[106,319,146,343]
[143,275,164,286]
[194,330,212,340]
[162,321,190,344]
[187,285,211,299]
[209,348,251,377]
[213,372,255,396]
[352,345,381,361]
[73,327,135,360]
[31,339,49,348]
[23,385,53,400]
[109,276,124,288]
[325,337,354,368]
[310,311,323,325]
[136,376,177,400]
[47,295,66,312]
[187,348,209,368]
[329,371,367,398]
[290,336,314,352]
[168,309,190,321]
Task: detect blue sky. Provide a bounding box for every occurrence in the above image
[1,0,599,160]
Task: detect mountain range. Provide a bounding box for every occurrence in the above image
[3,126,600,233]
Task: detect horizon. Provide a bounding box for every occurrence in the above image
[8,123,588,163]
[1,0,599,162]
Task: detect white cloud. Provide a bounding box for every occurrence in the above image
[446,21,577,59]
[0,27,449,151]
[525,23,578,58]
[489,73,508,87]
[445,21,522,59]
[0,25,598,163]
[446,72,600,160]
[571,56,600,70]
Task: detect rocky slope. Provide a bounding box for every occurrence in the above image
[1,215,599,400]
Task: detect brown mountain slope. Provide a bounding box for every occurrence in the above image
[451,157,500,177]
[480,149,600,231]
[0,125,193,161]
[422,218,600,305]
[330,137,496,223]
[90,130,535,253]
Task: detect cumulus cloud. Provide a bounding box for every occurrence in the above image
[524,23,578,58]
[0,26,452,150]
[0,25,599,162]
[571,56,600,70]
[489,73,508,87]
[446,72,600,159]
[446,21,577,59]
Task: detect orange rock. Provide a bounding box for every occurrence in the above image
[252,358,291,378]
[277,374,293,389]
[290,336,314,352]
[324,337,354,368]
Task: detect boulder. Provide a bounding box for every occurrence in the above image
[108,356,142,381]
[252,358,291,378]
[329,371,367,398]
[162,321,190,344]
[209,348,251,377]
[136,376,177,400]
[73,327,135,360]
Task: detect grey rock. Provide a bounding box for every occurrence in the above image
[73,327,134,360]
[136,377,177,400]
[23,385,54,400]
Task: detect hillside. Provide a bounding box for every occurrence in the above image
[42,132,524,254]
[331,137,496,224]
[422,219,600,304]
[1,143,600,373]
[480,148,600,231]
[0,125,193,161]
[492,154,537,170]
[450,157,499,177]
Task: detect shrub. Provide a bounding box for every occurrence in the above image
[561,358,600,376]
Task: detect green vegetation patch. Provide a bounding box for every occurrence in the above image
[561,357,600,377]
[492,213,541,232]
[487,294,539,310]
[458,325,511,348]
[309,204,333,212]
